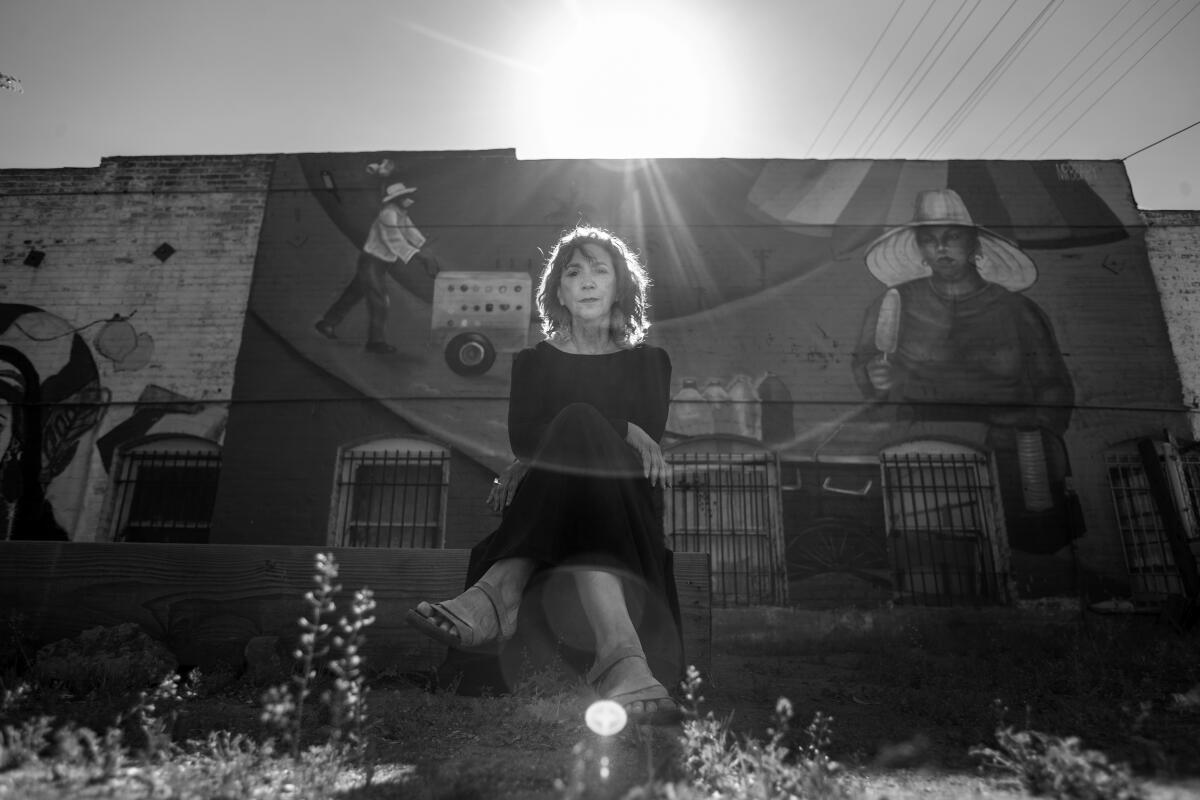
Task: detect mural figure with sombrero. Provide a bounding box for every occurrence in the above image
[314,175,431,355]
[852,189,1077,555]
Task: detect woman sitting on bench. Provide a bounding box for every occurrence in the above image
[407,225,682,724]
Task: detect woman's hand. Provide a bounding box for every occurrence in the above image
[487,459,529,512]
[626,422,671,488]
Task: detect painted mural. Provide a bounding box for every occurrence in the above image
[1,305,106,540]
[0,302,227,542]
[245,153,1176,601]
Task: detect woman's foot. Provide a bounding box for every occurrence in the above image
[587,645,681,724]
[405,581,518,650]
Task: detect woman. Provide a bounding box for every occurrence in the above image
[407,225,682,723]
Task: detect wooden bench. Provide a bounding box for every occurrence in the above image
[0,543,711,678]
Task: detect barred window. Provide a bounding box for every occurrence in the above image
[1106,443,1200,605]
[330,437,449,548]
[110,437,221,543]
[664,437,787,607]
[879,441,1009,606]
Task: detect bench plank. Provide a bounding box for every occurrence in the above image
[0,543,710,679]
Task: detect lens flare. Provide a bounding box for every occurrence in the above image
[585,700,627,736]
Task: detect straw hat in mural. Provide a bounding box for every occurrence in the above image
[382,181,417,203]
[864,188,1037,291]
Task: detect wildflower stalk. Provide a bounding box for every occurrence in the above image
[290,553,338,759]
[324,586,376,754]
[260,552,376,764]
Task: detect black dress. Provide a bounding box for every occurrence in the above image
[439,341,684,694]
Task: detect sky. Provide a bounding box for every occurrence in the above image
[1,0,1198,210]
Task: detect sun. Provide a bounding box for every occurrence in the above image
[525,4,720,159]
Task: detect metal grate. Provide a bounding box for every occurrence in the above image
[111,450,221,543]
[880,451,1009,606]
[1106,451,1200,605]
[664,452,787,606]
[331,450,449,548]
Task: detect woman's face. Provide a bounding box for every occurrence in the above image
[557,242,617,327]
[916,225,979,281]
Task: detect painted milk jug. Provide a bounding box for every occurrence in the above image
[726,374,762,440]
[702,379,736,435]
[667,378,710,437]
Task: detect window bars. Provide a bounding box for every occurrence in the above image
[111,449,221,543]
[331,449,449,548]
[879,450,1009,606]
[664,452,787,606]
[1106,448,1200,606]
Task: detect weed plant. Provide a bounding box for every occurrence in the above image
[677,666,852,800]
[260,551,376,761]
[972,714,1146,800]
[1,552,381,799]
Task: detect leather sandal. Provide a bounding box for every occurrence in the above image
[405,581,517,651]
[587,645,683,726]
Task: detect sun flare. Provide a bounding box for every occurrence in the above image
[527,4,720,159]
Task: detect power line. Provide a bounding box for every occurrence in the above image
[1002,0,1178,157]
[1123,117,1200,160]
[805,0,908,156]
[918,0,1062,158]
[888,0,1020,157]
[827,0,938,155]
[853,0,980,157]
[1034,0,1200,157]
[981,0,1130,157]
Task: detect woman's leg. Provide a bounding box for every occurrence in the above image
[574,569,675,717]
[413,557,536,644]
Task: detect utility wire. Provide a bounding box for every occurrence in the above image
[1036,0,1200,157]
[1002,0,1177,157]
[827,0,938,155]
[805,0,908,156]
[919,0,1062,158]
[853,0,979,157]
[981,0,1130,157]
[1123,117,1200,161]
[888,0,1020,157]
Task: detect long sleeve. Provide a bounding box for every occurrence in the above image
[363,204,425,264]
[626,347,671,442]
[507,348,547,460]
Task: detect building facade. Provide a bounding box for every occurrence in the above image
[2,152,1196,608]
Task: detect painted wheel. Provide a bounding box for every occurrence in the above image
[444,332,495,376]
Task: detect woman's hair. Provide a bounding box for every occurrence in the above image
[535,226,651,346]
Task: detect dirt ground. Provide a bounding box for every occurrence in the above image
[17,604,1198,799]
[324,603,1200,800]
[255,605,1200,798]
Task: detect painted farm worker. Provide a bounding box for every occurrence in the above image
[407,225,683,723]
[851,188,1077,554]
[314,180,427,354]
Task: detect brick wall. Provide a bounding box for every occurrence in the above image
[1143,210,1200,440]
[1,155,273,540]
